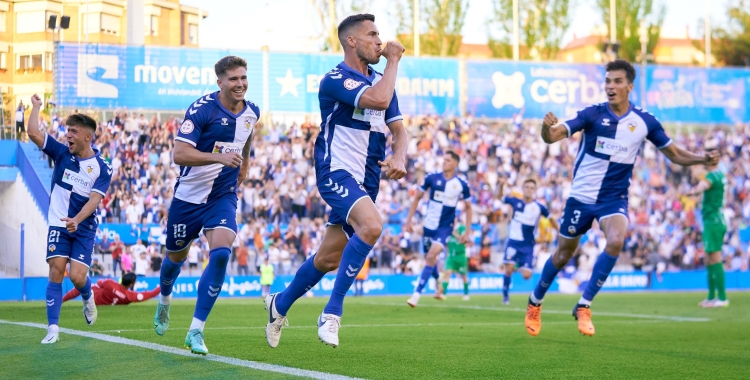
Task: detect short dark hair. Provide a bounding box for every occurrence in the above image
[121,272,137,287]
[215,56,247,77]
[445,150,460,162]
[523,178,537,186]
[65,114,97,132]
[605,59,636,84]
[337,14,375,45]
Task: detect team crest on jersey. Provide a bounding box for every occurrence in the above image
[49,244,56,252]
[86,165,93,173]
[628,124,636,132]
[244,118,253,130]
[180,120,194,134]
[344,78,363,90]
[568,226,577,235]
[175,240,185,247]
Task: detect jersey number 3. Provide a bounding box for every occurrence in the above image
[570,210,581,225]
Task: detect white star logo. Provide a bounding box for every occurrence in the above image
[492,71,525,109]
[276,69,302,97]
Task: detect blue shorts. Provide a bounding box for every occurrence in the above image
[504,240,534,271]
[559,197,629,238]
[166,192,238,251]
[422,227,452,253]
[46,226,95,267]
[319,170,376,239]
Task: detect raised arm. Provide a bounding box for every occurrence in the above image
[357,42,403,110]
[684,177,711,196]
[540,112,568,144]
[27,94,45,148]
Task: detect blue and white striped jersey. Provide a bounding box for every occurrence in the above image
[420,172,471,231]
[563,103,672,204]
[504,196,549,245]
[314,62,402,192]
[43,134,112,229]
[174,92,259,204]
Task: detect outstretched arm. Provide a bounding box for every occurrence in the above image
[684,179,711,197]
[660,144,719,167]
[125,287,161,304]
[62,288,80,302]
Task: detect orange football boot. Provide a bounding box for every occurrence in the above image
[573,305,595,336]
[525,301,542,336]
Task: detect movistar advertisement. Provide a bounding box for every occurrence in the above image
[56,43,460,115]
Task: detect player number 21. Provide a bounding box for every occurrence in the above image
[173,224,187,239]
[48,230,60,243]
[570,210,581,224]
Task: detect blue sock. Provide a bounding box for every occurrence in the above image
[193,247,231,321]
[582,252,618,303]
[431,265,440,280]
[323,234,373,316]
[160,255,184,296]
[532,257,562,303]
[76,277,92,301]
[46,282,63,326]
[415,265,435,293]
[276,255,326,316]
[503,274,511,299]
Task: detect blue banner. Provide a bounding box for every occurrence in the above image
[57,43,264,110]
[5,271,750,301]
[644,65,749,124]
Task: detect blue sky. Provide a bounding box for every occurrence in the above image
[180,0,728,52]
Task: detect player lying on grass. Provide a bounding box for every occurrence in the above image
[525,59,719,337]
[64,272,160,306]
[27,94,112,345]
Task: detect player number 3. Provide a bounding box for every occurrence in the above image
[570,210,581,225]
[173,224,187,239]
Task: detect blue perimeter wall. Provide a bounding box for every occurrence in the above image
[2,271,750,301]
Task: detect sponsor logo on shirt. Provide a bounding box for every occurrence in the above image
[344,78,364,90]
[352,107,385,123]
[433,190,460,204]
[595,136,628,155]
[62,169,91,188]
[180,120,194,134]
[212,141,244,154]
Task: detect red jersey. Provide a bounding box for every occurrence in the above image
[63,279,160,306]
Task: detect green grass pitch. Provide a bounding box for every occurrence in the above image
[1,292,749,379]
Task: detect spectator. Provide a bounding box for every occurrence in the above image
[237,240,250,276]
[135,252,149,277]
[110,234,125,275]
[89,258,104,277]
[187,241,201,276]
[260,258,274,298]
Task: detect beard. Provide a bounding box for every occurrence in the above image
[356,46,381,65]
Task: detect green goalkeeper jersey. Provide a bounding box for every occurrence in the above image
[702,171,726,224]
[447,225,467,257]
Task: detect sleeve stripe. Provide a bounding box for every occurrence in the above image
[385,116,403,124]
[175,137,197,147]
[656,139,673,150]
[353,85,371,109]
[562,122,572,137]
[91,189,106,196]
[42,133,49,150]
[418,186,427,192]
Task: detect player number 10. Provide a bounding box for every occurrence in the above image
[173,224,187,239]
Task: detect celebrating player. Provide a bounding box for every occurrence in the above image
[438,222,471,301]
[405,151,472,307]
[498,177,557,305]
[26,94,112,344]
[264,14,407,348]
[525,59,719,337]
[63,272,160,306]
[683,147,729,308]
[153,56,259,355]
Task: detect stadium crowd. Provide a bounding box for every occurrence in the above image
[40,109,750,277]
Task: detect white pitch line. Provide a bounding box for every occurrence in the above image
[93,318,687,333]
[0,320,362,380]
[363,302,712,322]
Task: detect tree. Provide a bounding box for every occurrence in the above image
[712,0,750,66]
[393,0,469,57]
[310,0,370,52]
[488,0,575,60]
[595,0,665,62]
